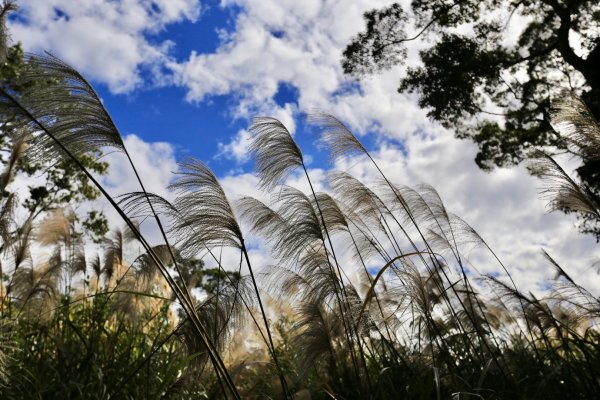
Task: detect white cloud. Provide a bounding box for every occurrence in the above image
[101,134,177,197]
[217,129,253,163]
[8,0,598,297]
[170,0,396,113]
[162,0,600,295]
[331,131,600,295]
[9,0,201,93]
[88,134,178,244]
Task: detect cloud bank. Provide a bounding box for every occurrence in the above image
[9,0,201,92]
[8,0,600,294]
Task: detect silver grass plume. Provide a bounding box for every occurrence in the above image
[552,92,600,159]
[247,118,354,312]
[238,195,347,321]
[108,246,171,321]
[237,196,345,305]
[273,187,327,247]
[483,276,537,314]
[69,243,87,277]
[13,247,64,319]
[542,249,576,286]
[118,191,178,221]
[90,253,101,278]
[309,114,416,235]
[235,196,288,240]
[543,250,600,322]
[385,184,503,361]
[405,185,496,327]
[329,200,395,263]
[102,227,133,282]
[310,191,395,335]
[130,244,174,287]
[248,118,365,385]
[528,150,600,218]
[169,159,242,255]
[328,171,395,245]
[377,181,423,227]
[313,116,480,354]
[169,158,243,255]
[36,208,77,247]
[309,113,368,160]
[484,276,571,345]
[291,300,344,373]
[0,135,27,192]
[309,192,384,293]
[414,184,458,249]
[169,159,290,396]
[237,188,327,272]
[0,53,125,163]
[310,192,350,235]
[266,266,332,305]
[179,276,254,368]
[10,221,32,275]
[249,117,303,190]
[325,171,383,225]
[527,93,600,219]
[314,116,450,284]
[121,192,277,331]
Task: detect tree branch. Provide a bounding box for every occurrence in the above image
[372,0,467,57]
[542,0,587,71]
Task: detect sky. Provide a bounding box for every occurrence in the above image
[7,0,600,294]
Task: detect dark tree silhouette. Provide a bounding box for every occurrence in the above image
[343,0,600,237]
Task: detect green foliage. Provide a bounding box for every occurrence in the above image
[2,295,203,399]
[82,210,110,244]
[21,154,109,234]
[0,218,222,399]
[343,0,600,238]
[173,251,241,296]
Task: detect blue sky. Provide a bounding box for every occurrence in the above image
[7,0,600,293]
[43,0,367,172]
[56,2,255,167]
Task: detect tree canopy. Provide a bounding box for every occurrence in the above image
[0,41,109,242]
[343,0,600,237]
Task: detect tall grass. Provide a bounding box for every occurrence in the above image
[0,52,599,399]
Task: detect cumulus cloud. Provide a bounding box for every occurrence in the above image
[101,134,177,198]
[85,134,178,244]
[326,131,600,294]
[161,0,600,294]
[169,1,395,113]
[167,0,447,149]
[217,129,253,163]
[7,0,598,295]
[9,0,201,93]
